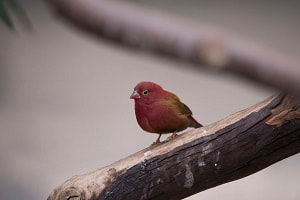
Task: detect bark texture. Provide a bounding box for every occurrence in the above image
[48,95,300,200]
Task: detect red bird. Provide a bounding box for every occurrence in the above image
[130,81,202,144]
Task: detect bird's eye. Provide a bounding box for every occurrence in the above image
[142,90,149,95]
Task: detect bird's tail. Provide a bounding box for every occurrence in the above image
[188,116,203,128]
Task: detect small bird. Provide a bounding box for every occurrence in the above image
[130,81,202,144]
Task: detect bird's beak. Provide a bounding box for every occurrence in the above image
[130,90,140,99]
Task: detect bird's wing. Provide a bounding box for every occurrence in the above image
[180,102,193,116]
[163,91,193,116]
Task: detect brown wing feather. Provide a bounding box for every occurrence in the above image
[167,92,203,128]
[162,90,203,128]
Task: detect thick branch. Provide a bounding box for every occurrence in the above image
[48,94,300,200]
[48,0,300,96]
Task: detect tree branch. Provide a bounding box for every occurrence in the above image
[48,94,300,200]
[48,0,300,96]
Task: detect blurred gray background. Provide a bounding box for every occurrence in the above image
[0,0,299,199]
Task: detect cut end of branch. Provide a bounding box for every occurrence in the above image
[266,95,300,126]
[47,186,82,200]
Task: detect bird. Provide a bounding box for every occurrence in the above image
[130,81,202,144]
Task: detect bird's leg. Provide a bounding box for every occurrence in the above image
[166,131,178,141]
[152,134,162,145]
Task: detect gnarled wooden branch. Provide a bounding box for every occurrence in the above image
[48,0,300,96]
[48,94,300,200]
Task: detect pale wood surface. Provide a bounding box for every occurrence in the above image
[48,95,300,199]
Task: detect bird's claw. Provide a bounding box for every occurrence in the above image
[166,132,178,141]
[151,141,161,146]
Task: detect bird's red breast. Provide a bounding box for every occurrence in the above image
[130,82,202,134]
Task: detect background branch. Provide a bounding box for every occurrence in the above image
[48,94,300,200]
[48,0,300,97]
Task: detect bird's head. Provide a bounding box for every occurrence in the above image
[130,81,163,104]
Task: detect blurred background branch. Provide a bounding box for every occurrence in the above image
[48,0,300,97]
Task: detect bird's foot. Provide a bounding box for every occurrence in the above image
[151,141,161,146]
[151,134,162,146]
[166,132,178,141]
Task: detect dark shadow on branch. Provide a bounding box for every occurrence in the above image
[48,95,300,200]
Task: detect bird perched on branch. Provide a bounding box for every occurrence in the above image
[130,81,202,144]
